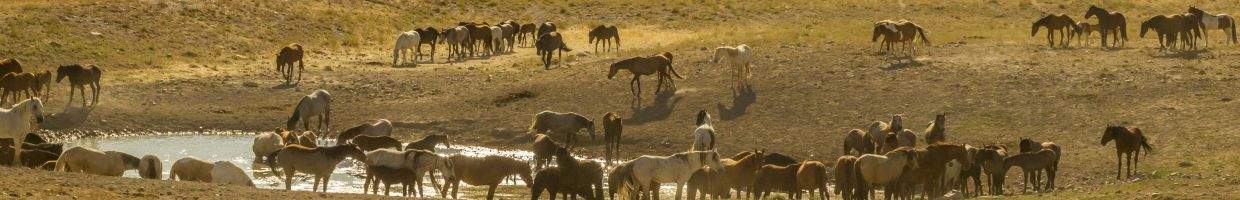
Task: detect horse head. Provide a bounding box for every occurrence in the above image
[1140,16,1165,38]
[435,134,452,149]
[1032,15,1049,36]
[1188,6,1203,16]
[20,98,45,124]
[695,110,711,126]
[340,143,367,161]
[607,61,625,79]
[583,117,597,140]
[1085,6,1102,19]
[1101,125,1118,146]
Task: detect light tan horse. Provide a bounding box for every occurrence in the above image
[712,44,754,95]
[54,147,140,177]
[252,130,286,164]
[210,160,254,187]
[796,161,830,200]
[529,111,596,148]
[170,157,214,182]
[872,20,930,57]
[266,144,367,192]
[138,155,162,180]
[854,147,919,200]
[446,155,533,200]
[1032,14,1078,48]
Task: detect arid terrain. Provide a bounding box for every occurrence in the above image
[3,0,1240,199]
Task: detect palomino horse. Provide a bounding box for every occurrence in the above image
[589,25,621,52]
[712,44,754,96]
[1188,6,1237,45]
[275,43,305,83]
[446,155,533,200]
[529,110,596,148]
[854,147,919,200]
[266,144,367,192]
[1004,149,1059,193]
[0,98,43,165]
[843,129,876,155]
[1101,125,1153,180]
[56,64,101,107]
[54,146,140,176]
[287,90,331,134]
[1085,5,1129,48]
[924,114,946,145]
[335,119,394,145]
[628,150,725,200]
[691,110,717,151]
[1032,14,1078,48]
[602,112,623,166]
[405,134,451,152]
[608,52,682,103]
[392,31,421,66]
[795,161,830,200]
[415,27,439,62]
[536,32,572,69]
[1141,14,1203,52]
[1072,22,1099,47]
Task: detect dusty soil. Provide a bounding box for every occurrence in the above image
[4,0,1240,199]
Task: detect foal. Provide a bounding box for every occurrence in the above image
[602,112,623,166]
[56,64,101,108]
[1102,125,1153,179]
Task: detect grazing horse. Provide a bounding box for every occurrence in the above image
[531,134,562,170]
[448,155,533,200]
[56,64,101,107]
[1072,22,1100,47]
[519,23,538,46]
[1101,125,1154,180]
[138,155,162,180]
[843,129,876,155]
[1141,14,1203,52]
[0,72,36,105]
[415,27,439,62]
[535,32,572,69]
[924,114,946,145]
[335,119,394,145]
[796,161,830,200]
[405,134,451,152]
[529,111,595,148]
[1085,5,1129,48]
[170,157,214,182]
[833,155,858,200]
[286,90,331,134]
[1004,149,1059,193]
[602,112,623,166]
[712,44,754,95]
[691,110,717,151]
[607,161,638,200]
[275,43,305,83]
[211,161,254,186]
[440,26,473,62]
[266,144,367,192]
[1032,14,1078,48]
[0,98,43,165]
[854,147,919,200]
[54,147,140,176]
[589,25,621,52]
[608,52,682,102]
[0,59,21,75]
[751,163,800,199]
[1188,6,1238,45]
[351,135,402,152]
[629,150,725,200]
[392,31,421,66]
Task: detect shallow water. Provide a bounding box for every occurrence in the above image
[58,131,623,197]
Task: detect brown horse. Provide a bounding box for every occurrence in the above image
[364,165,417,196]
[833,155,858,200]
[752,163,800,199]
[30,71,51,100]
[1032,14,1078,48]
[1085,5,1129,48]
[519,23,538,46]
[1004,149,1059,193]
[537,22,558,41]
[555,147,605,199]
[924,114,946,145]
[842,129,875,155]
[531,134,563,170]
[1188,6,1238,45]
[608,52,682,102]
[447,155,533,200]
[405,134,451,152]
[872,20,930,57]
[977,145,1008,195]
[1141,14,1202,52]
[415,27,439,62]
[1102,125,1154,180]
[0,59,21,76]
[921,144,972,197]
[687,166,729,200]
[602,112,623,166]
[0,72,35,105]
[56,64,101,107]
[589,25,621,52]
[266,144,367,192]
[275,43,305,83]
[796,161,830,200]
[536,32,572,69]
[721,150,765,198]
[350,135,402,152]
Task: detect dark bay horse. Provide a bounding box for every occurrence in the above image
[1085,5,1129,48]
[1101,125,1153,180]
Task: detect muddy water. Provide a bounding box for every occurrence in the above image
[57,131,637,198]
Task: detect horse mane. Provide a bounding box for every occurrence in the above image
[695,110,709,126]
[113,151,141,170]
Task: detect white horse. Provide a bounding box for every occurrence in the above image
[854,148,919,200]
[252,130,285,164]
[286,90,331,134]
[0,98,44,164]
[55,146,141,176]
[628,150,724,200]
[489,26,504,53]
[712,44,754,95]
[211,161,255,187]
[690,110,716,151]
[392,31,421,65]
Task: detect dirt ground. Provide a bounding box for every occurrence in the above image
[4,0,1240,199]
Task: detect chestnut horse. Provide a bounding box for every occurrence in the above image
[275,43,305,83]
[608,52,682,103]
[56,64,101,108]
[1032,14,1078,48]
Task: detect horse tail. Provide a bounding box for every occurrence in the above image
[1134,128,1153,155]
[89,66,102,83]
[1230,18,1237,44]
[664,52,683,79]
[558,39,572,52]
[1119,19,1129,41]
[286,99,304,130]
[917,26,930,45]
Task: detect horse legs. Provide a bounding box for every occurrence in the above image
[1126,152,1134,179]
[486,185,497,200]
[284,168,295,190]
[66,86,75,108]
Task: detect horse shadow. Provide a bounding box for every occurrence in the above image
[391,63,422,68]
[624,92,682,125]
[718,86,757,121]
[270,82,298,89]
[1152,49,1208,59]
[40,106,92,130]
[882,59,924,71]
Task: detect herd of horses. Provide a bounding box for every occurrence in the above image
[386,20,622,70]
[0,59,102,108]
[1028,6,1236,52]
